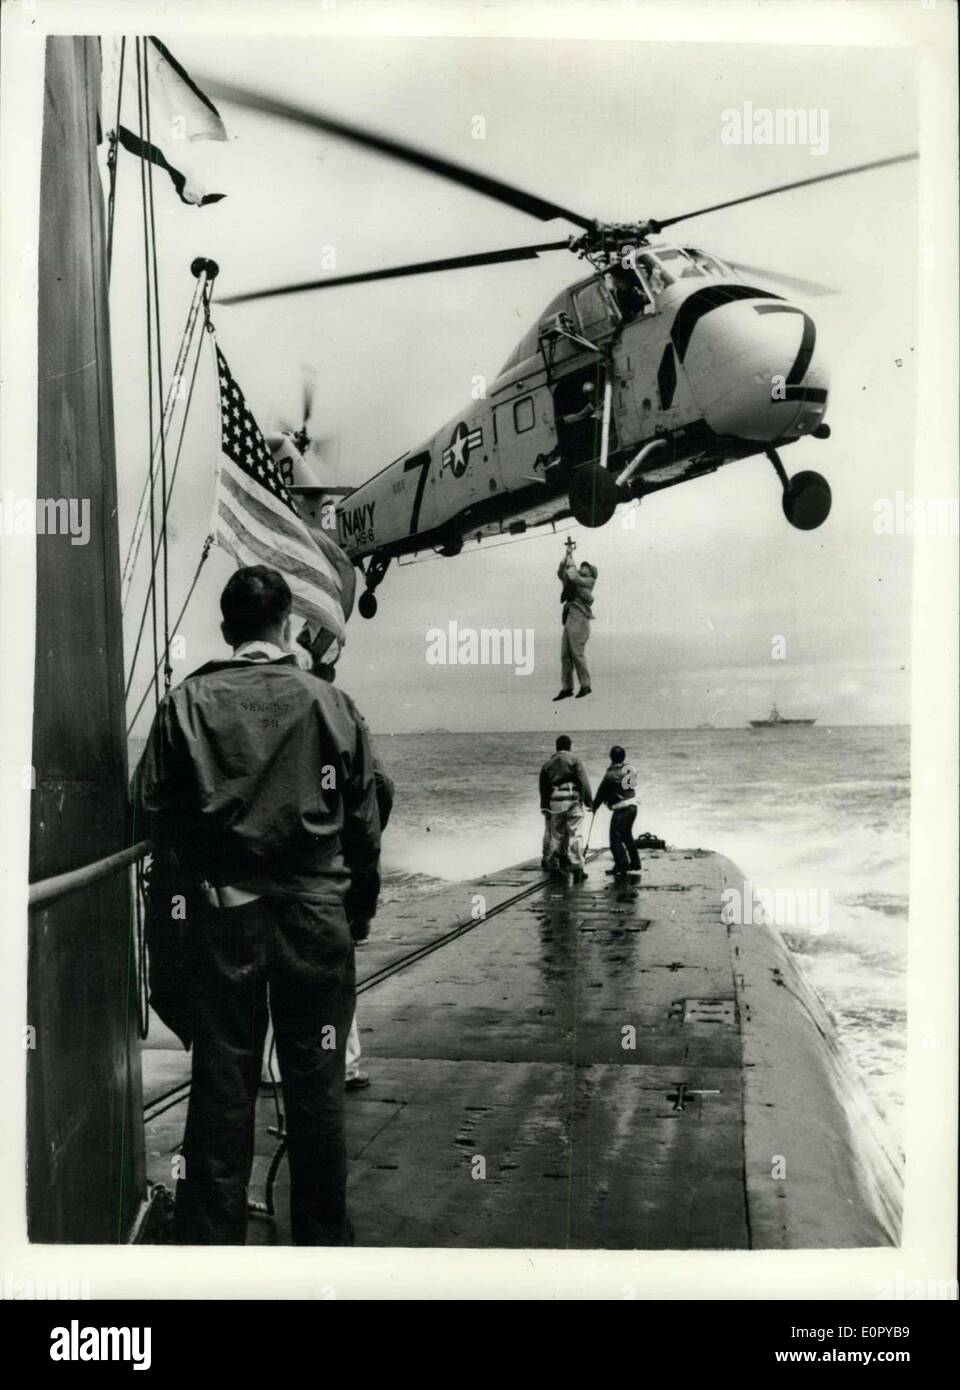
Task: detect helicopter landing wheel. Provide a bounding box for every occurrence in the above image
[358,553,390,618]
[782,469,832,530]
[767,450,832,531]
[569,464,619,529]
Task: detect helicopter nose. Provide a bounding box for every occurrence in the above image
[681,296,829,443]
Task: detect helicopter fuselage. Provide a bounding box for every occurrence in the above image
[330,243,830,572]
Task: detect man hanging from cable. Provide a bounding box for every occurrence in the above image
[553,535,597,700]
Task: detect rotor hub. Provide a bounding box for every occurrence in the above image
[568,221,663,269]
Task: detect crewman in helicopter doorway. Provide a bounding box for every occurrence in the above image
[553,537,597,701]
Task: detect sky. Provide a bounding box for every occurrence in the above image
[105,30,919,736]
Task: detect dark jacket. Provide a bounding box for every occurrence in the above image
[539,750,593,810]
[372,751,394,831]
[135,653,381,922]
[592,762,638,813]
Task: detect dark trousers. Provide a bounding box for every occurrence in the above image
[609,805,641,871]
[173,894,355,1246]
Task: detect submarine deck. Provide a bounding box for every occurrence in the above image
[142,847,901,1249]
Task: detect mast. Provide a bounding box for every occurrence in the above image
[27,36,145,1242]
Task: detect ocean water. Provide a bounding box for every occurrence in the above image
[374,725,909,1145]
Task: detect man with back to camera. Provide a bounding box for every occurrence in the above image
[539,734,593,883]
[135,565,381,1245]
[592,744,642,880]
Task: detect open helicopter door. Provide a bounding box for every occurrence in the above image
[552,362,620,469]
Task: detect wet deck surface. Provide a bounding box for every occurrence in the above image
[144,849,751,1248]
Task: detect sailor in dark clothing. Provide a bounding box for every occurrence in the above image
[135,565,382,1246]
[592,744,642,879]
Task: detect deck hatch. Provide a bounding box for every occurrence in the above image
[675,997,738,1027]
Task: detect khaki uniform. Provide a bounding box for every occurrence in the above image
[558,557,596,692]
[539,750,593,869]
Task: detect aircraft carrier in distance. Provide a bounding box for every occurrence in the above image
[749,703,817,728]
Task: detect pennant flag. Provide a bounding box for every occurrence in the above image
[212,347,356,644]
[110,37,227,206]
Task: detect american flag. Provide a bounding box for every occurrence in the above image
[213,347,355,642]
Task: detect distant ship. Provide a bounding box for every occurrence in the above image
[749,703,816,728]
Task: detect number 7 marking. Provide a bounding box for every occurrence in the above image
[404,451,432,534]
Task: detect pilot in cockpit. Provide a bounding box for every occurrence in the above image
[638,255,668,296]
[605,261,651,323]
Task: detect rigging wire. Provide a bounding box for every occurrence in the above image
[105,36,126,278]
[143,48,173,693]
[134,39,161,718]
[126,538,213,736]
[123,314,210,698]
[134,860,150,1040]
[121,275,206,605]
[123,59,217,720]
[151,302,211,572]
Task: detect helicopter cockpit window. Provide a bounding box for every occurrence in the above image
[683,248,730,277]
[604,266,655,323]
[573,279,621,340]
[655,247,705,280]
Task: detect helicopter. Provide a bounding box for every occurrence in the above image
[210,77,917,620]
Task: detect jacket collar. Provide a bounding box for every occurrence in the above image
[233,640,288,662]
[184,652,300,680]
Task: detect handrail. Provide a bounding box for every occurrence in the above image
[28,840,152,910]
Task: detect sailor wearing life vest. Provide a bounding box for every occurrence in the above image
[591,746,642,879]
[539,734,593,882]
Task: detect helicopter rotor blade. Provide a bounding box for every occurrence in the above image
[300,367,317,431]
[216,241,570,306]
[728,262,836,297]
[655,152,918,230]
[200,77,596,229]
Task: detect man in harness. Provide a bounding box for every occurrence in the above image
[136,565,381,1246]
[539,734,593,883]
[553,537,597,701]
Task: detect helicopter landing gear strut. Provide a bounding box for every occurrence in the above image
[358,553,390,618]
[768,449,832,531]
